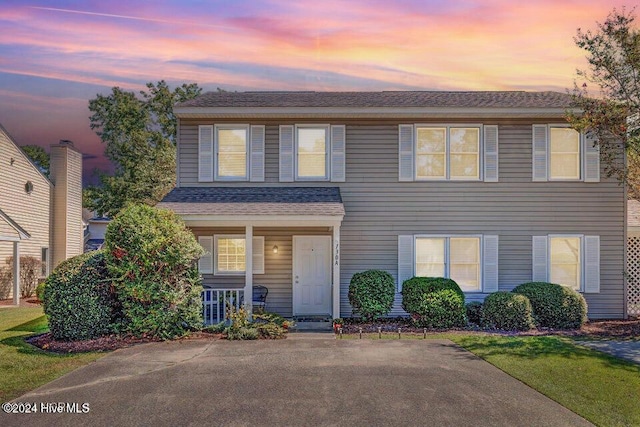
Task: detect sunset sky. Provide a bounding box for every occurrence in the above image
[0,0,631,183]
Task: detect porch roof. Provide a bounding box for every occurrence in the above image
[158,187,345,217]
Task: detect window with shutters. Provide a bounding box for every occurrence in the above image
[415,236,481,292]
[414,125,481,181]
[216,125,248,180]
[549,127,580,180]
[532,124,599,182]
[532,234,600,293]
[296,125,329,180]
[213,235,265,275]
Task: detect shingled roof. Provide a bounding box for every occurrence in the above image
[177,91,573,109]
[158,187,345,217]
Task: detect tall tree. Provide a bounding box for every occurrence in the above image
[20,145,50,177]
[566,8,640,198]
[84,80,201,216]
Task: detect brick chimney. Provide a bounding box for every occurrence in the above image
[49,140,83,267]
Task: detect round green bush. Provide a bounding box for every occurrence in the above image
[401,277,466,328]
[512,282,588,329]
[466,301,483,325]
[348,270,395,320]
[104,204,205,339]
[43,251,114,341]
[481,292,535,331]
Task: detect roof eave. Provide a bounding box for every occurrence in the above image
[174,106,575,119]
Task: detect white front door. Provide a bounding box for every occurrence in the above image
[293,236,332,316]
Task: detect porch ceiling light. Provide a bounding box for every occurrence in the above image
[273,245,278,254]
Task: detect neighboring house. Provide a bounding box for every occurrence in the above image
[83,211,110,252]
[158,91,625,321]
[0,123,83,303]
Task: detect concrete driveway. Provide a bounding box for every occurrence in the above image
[2,335,591,427]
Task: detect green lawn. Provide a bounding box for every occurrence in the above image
[453,335,640,427]
[0,307,103,402]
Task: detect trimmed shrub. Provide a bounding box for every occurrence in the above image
[481,292,535,331]
[104,204,205,339]
[466,301,483,325]
[401,277,466,328]
[43,251,114,341]
[348,270,395,320]
[512,282,588,329]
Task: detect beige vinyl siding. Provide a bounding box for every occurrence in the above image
[179,119,625,319]
[0,129,51,276]
[191,227,331,317]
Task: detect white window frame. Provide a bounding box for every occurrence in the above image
[295,124,330,181]
[548,234,584,292]
[215,124,249,181]
[213,235,265,276]
[414,124,482,181]
[548,124,582,182]
[414,234,483,292]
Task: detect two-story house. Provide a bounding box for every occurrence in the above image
[157,91,626,323]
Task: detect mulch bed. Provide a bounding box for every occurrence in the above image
[0,297,42,307]
[26,331,224,354]
[22,318,640,354]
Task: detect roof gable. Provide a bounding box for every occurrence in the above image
[0,123,52,187]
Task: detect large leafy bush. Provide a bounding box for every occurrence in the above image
[481,292,535,331]
[348,270,395,320]
[43,251,114,340]
[401,277,466,328]
[104,204,204,339]
[512,282,588,329]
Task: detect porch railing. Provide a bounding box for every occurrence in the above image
[201,288,244,325]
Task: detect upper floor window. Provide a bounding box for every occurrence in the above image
[198,125,265,183]
[532,124,600,182]
[216,126,248,180]
[416,127,480,180]
[399,124,498,182]
[279,124,345,182]
[296,126,329,180]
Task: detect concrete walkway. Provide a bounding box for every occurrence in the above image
[1,337,592,427]
[578,340,640,364]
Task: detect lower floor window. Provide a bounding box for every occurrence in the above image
[549,236,581,290]
[215,236,246,274]
[415,236,481,292]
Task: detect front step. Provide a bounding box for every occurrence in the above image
[290,316,333,332]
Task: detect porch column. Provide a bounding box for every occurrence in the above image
[332,225,340,319]
[244,225,253,317]
[12,242,20,306]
